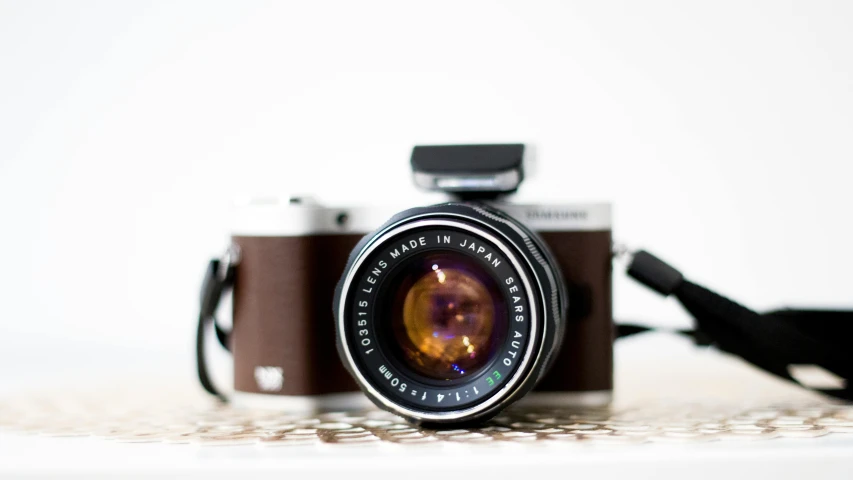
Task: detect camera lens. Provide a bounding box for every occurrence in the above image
[383,252,508,382]
[334,203,566,425]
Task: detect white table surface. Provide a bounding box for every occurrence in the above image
[1,334,851,479]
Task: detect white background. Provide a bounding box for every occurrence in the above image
[1,1,852,389]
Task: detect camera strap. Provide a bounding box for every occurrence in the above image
[196,247,853,402]
[197,253,238,402]
[618,250,853,401]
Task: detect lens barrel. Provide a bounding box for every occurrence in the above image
[334,203,566,425]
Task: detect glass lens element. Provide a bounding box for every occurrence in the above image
[387,252,507,381]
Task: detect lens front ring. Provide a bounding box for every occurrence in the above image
[335,206,563,425]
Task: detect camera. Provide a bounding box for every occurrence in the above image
[224,144,613,424]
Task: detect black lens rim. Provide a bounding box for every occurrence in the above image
[334,203,566,425]
[376,248,511,388]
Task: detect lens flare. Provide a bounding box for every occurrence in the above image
[387,252,507,381]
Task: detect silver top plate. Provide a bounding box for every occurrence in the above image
[229,197,612,237]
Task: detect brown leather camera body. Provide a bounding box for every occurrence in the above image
[227,200,612,409]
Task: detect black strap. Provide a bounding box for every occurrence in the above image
[624,250,853,401]
[197,259,234,402]
[197,249,853,402]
